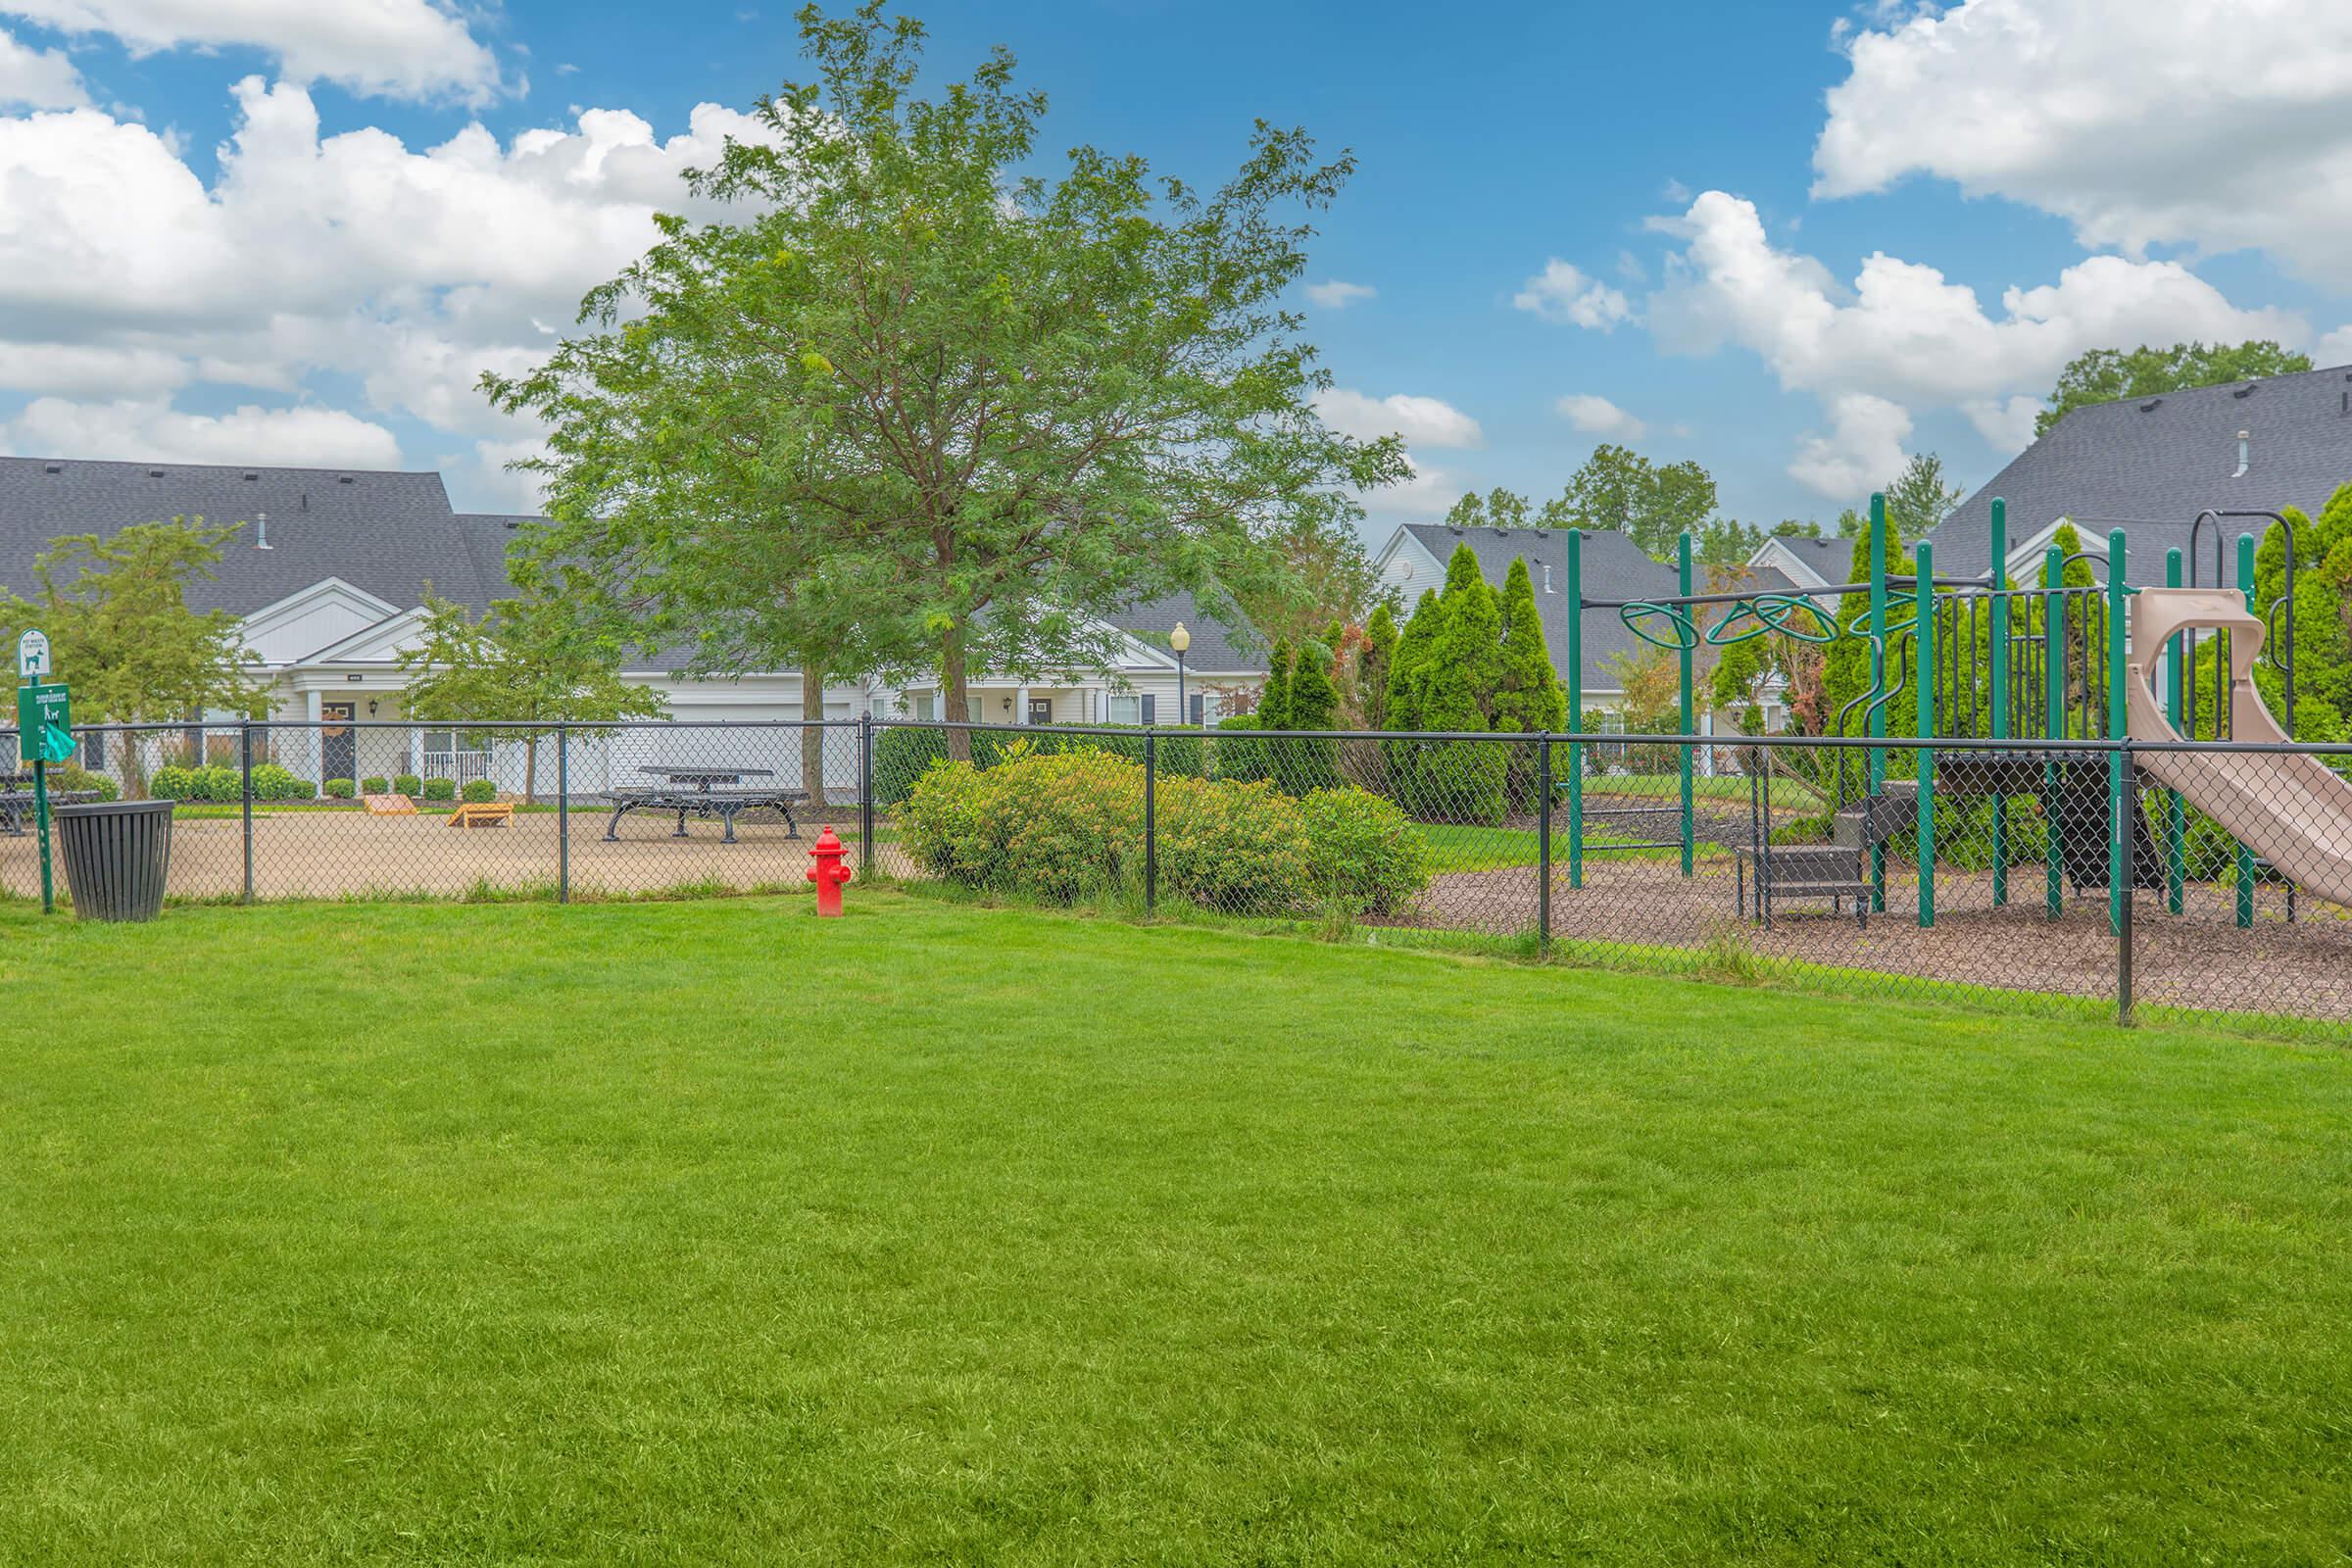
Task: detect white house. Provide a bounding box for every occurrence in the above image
[0,456,1265,794]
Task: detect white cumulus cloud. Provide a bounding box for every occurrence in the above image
[1553,393,1646,441]
[1788,393,1911,500]
[5,396,403,469]
[1,0,506,103]
[1313,389,1484,450]
[0,23,82,107]
[1814,0,2352,287]
[0,79,781,495]
[1511,259,1632,329]
[1304,278,1375,309]
[1642,189,2305,491]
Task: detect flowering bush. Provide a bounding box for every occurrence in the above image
[898,747,1431,916]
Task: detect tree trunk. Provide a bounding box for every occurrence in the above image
[523,736,538,808]
[801,662,828,809]
[941,625,972,762]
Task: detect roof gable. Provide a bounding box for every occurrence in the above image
[1929,365,2352,587]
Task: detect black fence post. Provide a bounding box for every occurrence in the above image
[858,714,874,878]
[1144,729,1157,913]
[1537,735,1552,953]
[239,718,254,905]
[557,722,569,906]
[2117,739,2135,1027]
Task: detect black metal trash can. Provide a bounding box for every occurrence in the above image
[55,797,174,921]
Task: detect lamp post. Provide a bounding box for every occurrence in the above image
[1171,621,1190,727]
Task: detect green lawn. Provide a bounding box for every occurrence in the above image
[2,895,2348,1564]
[1420,819,1735,872]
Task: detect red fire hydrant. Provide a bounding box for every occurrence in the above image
[807,826,852,916]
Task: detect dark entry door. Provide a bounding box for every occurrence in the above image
[1027,696,1054,725]
[322,702,356,781]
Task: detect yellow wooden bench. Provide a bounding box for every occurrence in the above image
[445,802,514,829]
[362,793,417,816]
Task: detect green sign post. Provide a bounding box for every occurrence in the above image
[16,657,71,914]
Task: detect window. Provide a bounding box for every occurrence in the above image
[1188,693,1205,726]
[79,728,105,770]
[1108,694,1141,725]
[913,691,935,721]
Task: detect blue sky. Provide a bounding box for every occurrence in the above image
[0,0,2346,536]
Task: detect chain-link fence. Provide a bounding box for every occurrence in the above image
[6,717,2349,1035]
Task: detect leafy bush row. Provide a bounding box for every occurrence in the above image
[152,763,317,802]
[897,747,1431,916]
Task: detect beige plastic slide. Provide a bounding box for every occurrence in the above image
[2125,587,2352,907]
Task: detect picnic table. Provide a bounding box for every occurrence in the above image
[602,766,806,844]
[0,772,99,836]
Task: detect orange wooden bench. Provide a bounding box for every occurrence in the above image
[445,802,514,829]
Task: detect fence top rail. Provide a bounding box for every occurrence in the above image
[62,717,869,734]
[1580,576,1996,612]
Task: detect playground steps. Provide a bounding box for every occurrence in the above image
[1832,780,1918,849]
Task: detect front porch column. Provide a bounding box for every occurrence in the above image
[303,687,323,784]
[1016,683,1031,725]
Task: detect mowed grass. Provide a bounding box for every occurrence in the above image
[2,896,2349,1564]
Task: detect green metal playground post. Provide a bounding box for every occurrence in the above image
[1566,528,1584,892]
[2044,545,2065,920]
[2164,547,2184,915]
[1987,499,2009,907]
[1678,530,1694,877]
[1868,492,1888,913]
[1914,541,1936,928]
[2235,531,2258,928]
[2106,529,2130,938]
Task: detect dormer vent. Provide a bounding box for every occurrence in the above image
[338,474,355,485]
[2138,397,2163,412]
[42,463,60,473]
[147,467,164,477]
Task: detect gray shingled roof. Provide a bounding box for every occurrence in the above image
[1769,534,1853,583]
[0,456,507,613]
[1400,522,1681,691]
[1103,588,1261,673]
[1928,365,2352,588]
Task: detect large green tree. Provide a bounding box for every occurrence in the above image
[1358,602,1397,729]
[489,4,1402,760]
[2037,341,2314,437]
[1554,444,1719,559]
[398,592,667,805]
[1882,453,1965,542]
[0,518,266,794]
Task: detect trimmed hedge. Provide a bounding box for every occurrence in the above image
[394,773,423,798]
[898,750,1431,916]
[361,776,389,796]
[461,779,498,804]
[421,778,458,802]
[323,778,356,800]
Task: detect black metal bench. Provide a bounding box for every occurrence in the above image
[0,779,100,835]
[602,767,806,844]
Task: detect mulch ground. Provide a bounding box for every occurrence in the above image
[1401,855,2352,1023]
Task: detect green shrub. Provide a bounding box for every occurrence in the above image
[1411,738,1508,826]
[45,763,120,802]
[360,776,389,796]
[150,764,197,800]
[876,723,1205,807]
[461,779,497,804]
[1212,714,1274,784]
[394,773,423,798]
[1298,787,1432,915]
[898,751,1429,917]
[193,764,240,803]
[421,777,458,802]
[323,778,355,800]
[248,763,311,802]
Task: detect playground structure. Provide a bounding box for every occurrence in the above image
[1557,493,2352,933]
